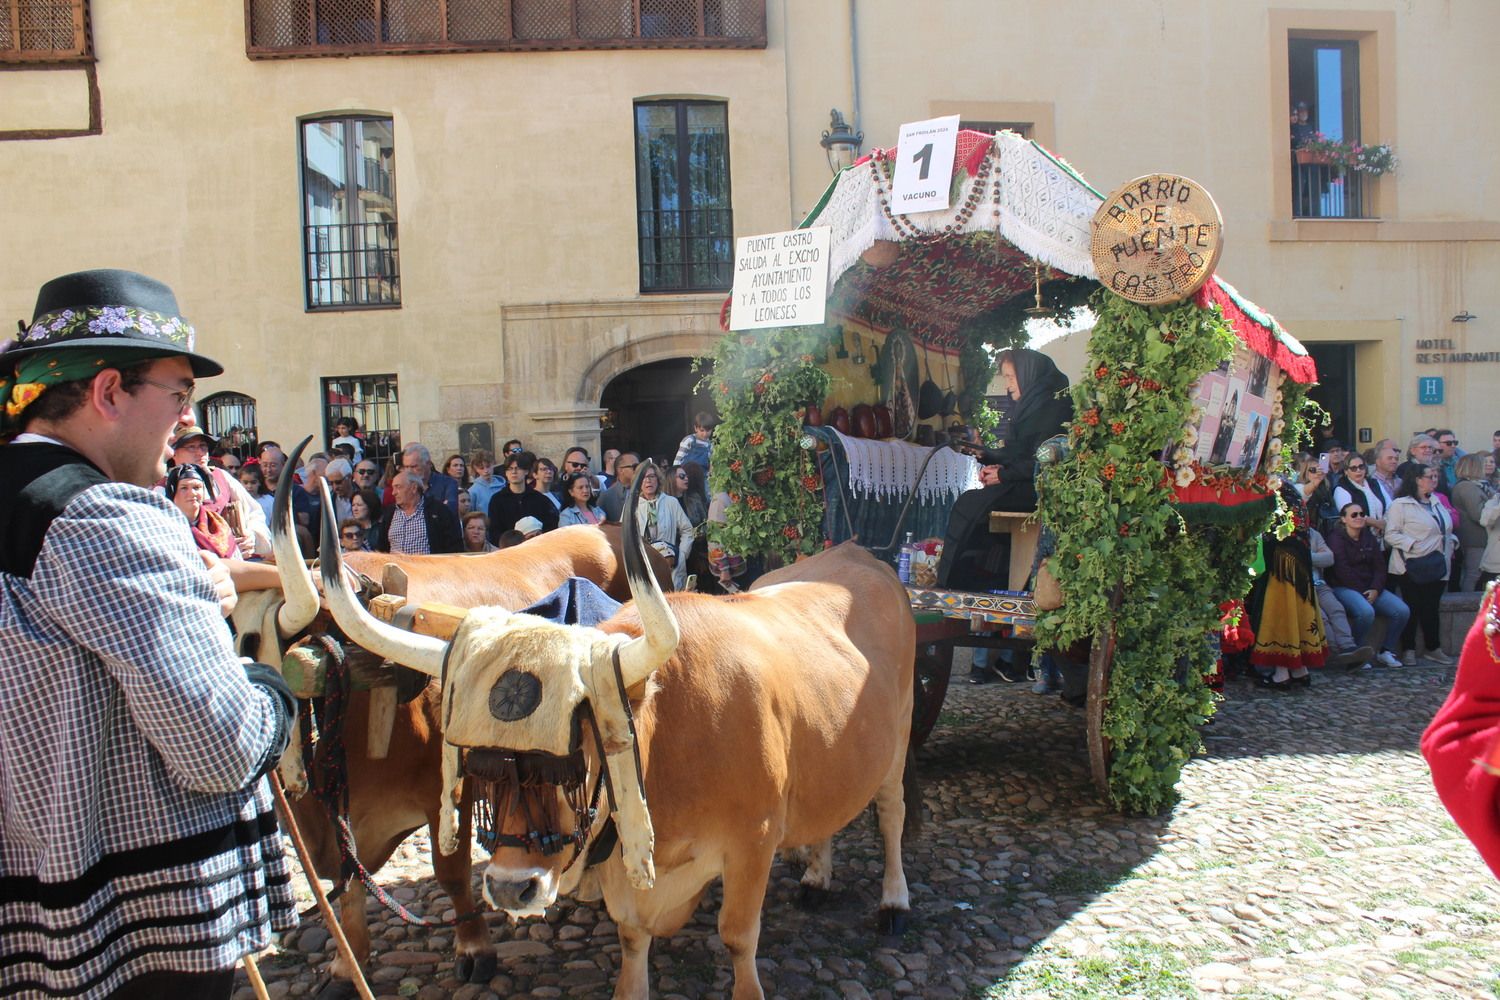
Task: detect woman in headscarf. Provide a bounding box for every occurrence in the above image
[936,348,1073,590]
[166,464,281,592]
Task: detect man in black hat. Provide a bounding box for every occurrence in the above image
[0,270,297,998]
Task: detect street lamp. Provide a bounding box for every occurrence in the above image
[820,108,864,174]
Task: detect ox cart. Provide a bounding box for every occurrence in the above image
[712,126,1318,809]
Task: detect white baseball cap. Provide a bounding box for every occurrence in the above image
[515,516,544,536]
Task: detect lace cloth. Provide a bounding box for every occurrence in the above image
[813,132,1103,292]
[994,131,1102,279]
[831,429,980,503]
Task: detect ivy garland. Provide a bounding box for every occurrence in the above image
[702,325,832,562]
[1035,291,1309,814]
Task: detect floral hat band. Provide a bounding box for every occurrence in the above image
[21,305,197,352]
[2,269,222,381]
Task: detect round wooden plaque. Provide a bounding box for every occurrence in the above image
[1090,174,1223,306]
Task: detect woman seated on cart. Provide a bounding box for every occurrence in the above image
[936,348,1073,590]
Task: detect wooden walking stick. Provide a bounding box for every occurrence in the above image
[241,951,272,1000]
[270,771,378,1000]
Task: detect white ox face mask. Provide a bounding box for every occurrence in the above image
[438,607,656,892]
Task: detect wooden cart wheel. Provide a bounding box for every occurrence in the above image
[910,648,952,749]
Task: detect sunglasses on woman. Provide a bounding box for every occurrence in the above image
[1345,463,1365,471]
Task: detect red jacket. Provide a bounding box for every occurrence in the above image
[1421,583,1500,878]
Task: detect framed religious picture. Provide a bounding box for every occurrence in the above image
[1180,343,1280,474]
[458,421,493,457]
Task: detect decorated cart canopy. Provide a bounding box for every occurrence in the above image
[796,128,1315,379]
[708,125,1324,814]
[714,128,1317,556]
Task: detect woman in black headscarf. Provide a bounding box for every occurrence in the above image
[936,348,1073,589]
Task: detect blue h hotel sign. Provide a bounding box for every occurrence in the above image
[1418,376,1445,406]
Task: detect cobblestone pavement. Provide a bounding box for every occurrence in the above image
[237,655,1500,1000]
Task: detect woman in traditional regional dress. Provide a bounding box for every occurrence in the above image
[935,348,1072,590]
[167,464,281,594]
[1249,475,1328,688]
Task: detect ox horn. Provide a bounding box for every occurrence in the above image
[273,436,321,638]
[616,460,680,688]
[316,478,448,678]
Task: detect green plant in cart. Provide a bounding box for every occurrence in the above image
[701,324,831,562]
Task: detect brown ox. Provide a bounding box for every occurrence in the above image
[266,442,670,997]
[318,466,915,1000]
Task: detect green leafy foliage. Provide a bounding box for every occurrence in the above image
[701,325,832,561]
[1035,291,1305,814]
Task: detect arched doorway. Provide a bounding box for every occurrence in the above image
[599,358,717,466]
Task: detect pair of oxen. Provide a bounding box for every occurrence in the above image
[251,442,916,1000]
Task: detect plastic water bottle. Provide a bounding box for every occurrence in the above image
[897,532,914,585]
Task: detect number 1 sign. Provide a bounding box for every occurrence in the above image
[890,115,960,215]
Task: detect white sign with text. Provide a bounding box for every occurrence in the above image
[729,226,832,330]
[890,115,960,214]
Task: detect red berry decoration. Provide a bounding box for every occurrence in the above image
[782,525,800,540]
[760,372,774,383]
[747,432,766,446]
[1094,365,1109,380]
[1103,463,1117,480]
[1142,379,1163,392]
[1110,421,1126,435]
[730,460,744,473]
[753,468,775,486]
[801,474,821,491]
[747,494,768,512]
[1083,408,1101,426]
[1118,523,1131,536]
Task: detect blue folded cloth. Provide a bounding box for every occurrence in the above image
[518,577,622,629]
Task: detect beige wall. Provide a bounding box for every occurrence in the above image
[4,1,1498,457]
[0,2,794,458]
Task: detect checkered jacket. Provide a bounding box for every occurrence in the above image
[0,480,295,997]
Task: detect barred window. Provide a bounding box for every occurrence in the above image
[199,393,259,460]
[0,0,91,62]
[323,374,401,465]
[635,100,732,293]
[245,0,766,57]
[301,115,400,310]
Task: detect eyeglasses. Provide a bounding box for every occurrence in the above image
[1346,512,1366,519]
[140,376,195,410]
[565,461,589,469]
[617,462,639,471]
[1441,439,1458,446]
[1345,463,1365,471]
[341,531,363,540]
[506,446,523,454]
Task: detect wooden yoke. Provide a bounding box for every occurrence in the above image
[989,510,1041,591]
[363,588,467,758]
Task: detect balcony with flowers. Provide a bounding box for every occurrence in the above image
[1291,134,1396,220]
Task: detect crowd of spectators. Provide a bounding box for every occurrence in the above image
[1244,427,1500,686]
[165,410,739,592]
